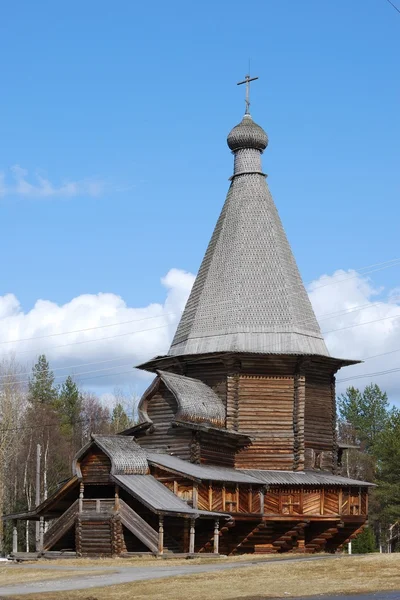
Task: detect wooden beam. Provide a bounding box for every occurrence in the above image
[208,482,213,511]
[189,518,195,554]
[222,485,226,512]
[158,515,164,555]
[339,488,343,515]
[236,484,240,512]
[213,519,219,554]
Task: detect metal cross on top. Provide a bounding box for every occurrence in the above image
[237,74,259,114]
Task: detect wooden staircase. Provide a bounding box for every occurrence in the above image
[43,500,79,551]
[118,500,159,553]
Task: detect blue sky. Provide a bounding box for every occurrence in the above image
[0,0,399,398]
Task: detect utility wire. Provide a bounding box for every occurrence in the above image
[386,0,400,14]
[0,257,399,349]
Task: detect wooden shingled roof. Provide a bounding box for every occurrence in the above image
[168,112,330,358]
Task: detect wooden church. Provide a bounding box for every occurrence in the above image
[5,79,372,557]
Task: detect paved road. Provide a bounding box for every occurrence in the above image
[0,555,398,598]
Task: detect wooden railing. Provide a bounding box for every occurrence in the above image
[81,499,115,514]
[43,499,79,551]
[119,499,158,553]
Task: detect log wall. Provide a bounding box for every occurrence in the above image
[137,384,192,459]
[80,449,111,483]
[304,369,335,471]
[235,375,295,470]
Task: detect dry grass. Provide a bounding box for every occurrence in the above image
[32,553,298,569]
[0,564,107,586]
[7,553,400,599]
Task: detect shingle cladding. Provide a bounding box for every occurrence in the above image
[92,435,148,475]
[169,114,329,358]
[157,370,225,427]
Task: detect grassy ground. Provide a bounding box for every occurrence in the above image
[0,564,107,586]
[6,553,400,599]
[29,553,302,568]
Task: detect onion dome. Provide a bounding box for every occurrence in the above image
[227,113,268,152]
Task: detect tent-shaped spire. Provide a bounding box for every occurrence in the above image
[168,110,329,358]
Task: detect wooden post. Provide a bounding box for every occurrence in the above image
[213,519,219,554]
[222,485,226,511]
[339,488,343,515]
[79,482,84,513]
[320,489,325,515]
[189,518,195,554]
[236,484,240,512]
[114,485,120,512]
[193,483,198,509]
[173,480,178,495]
[248,485,253,513]
[183,518,189,552]
[260,487,265,514]
[35,444,41,552]
[96,499,101,513]
[208,482,213,510]
[158,515,164,555]
[39,517,44,552]
[12,520,18,554]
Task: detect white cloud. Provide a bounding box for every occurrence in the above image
[0,269,195,391]
[0,164,104,198]
[308,270,400,401]
[1,266,399,402]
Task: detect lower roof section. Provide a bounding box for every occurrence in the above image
[113,474,225,518]
[147,452,261,484]
[147,452,373,487]
[242,470,374,487]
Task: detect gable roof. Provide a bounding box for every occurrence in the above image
[74,435,148,476]
[168,113,329,358]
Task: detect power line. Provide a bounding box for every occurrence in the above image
[386,0,400,14]
[0,355,133,380]
[0,256,399,349]
[337,366,400,383]
[323,311,400,334]
[0,311,177,346]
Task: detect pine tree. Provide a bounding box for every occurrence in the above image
[338,384,389,451]
[351,526,376,553]
[58,376,82,434]
[111,402,131,433]
[28,355,58,406]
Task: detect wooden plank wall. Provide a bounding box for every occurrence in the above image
[235,376,295,470]
[263,487,367,517]
[137,385,192,459]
